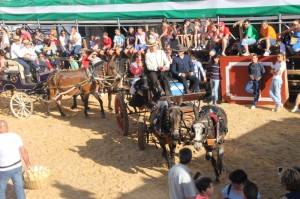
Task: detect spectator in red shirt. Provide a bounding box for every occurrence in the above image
[210,21,230,56]
[99,32,112,58]
[20,27,32,42]
[80,50,90,68]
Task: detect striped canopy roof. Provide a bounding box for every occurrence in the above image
[0,0,299,21]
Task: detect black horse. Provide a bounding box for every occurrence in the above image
[192,105,228,182]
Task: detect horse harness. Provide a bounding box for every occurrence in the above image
[49,69,91,100]
[197,109,227,146]
[152,105,183,144]
[92,61,121,88]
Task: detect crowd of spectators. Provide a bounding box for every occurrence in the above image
[0,18,299,108]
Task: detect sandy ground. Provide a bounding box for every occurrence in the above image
[1,93,300,199]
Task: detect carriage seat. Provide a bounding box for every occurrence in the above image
[5,60,25,80]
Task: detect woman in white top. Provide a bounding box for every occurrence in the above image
[269,52,287,112]
[59,30,69,53]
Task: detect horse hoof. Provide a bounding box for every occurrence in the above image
[61,114,67,117]
[70,105,77,109]
[108,107,113,111]
[221,167,227,175]
[101,114,105,118]
[205,154,211,160]
[85,115,90,119]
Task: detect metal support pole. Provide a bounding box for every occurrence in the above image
[279,14,282,33]
[75,19,79,31]
[117,18,120,29]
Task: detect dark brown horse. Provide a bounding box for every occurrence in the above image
[192,105,228,182]
[46,61,105,118]
[149,102,199,168]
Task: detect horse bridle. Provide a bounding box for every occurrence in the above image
[194,116,212,144]
[168,107,183,142]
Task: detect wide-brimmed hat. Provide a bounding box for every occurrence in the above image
[13,35,21,42]
[173,44,188,52]
[0,27,9,33]
[23,39,32,45]
[146,38,158,47]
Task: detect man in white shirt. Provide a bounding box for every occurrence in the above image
[66,26,82,58]
[145,39,171,99]
[168,148,196,199]
[269,52,286,112]
[21,40,41,70]
[0,120,32,199]
[10,36,32,83]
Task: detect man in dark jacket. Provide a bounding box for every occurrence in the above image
[245,53,266,109]
[171,44,199,93]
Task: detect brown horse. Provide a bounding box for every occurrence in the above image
[46,61,105,118]
[71,59,123,111]
[149,102,199,168]
[192,105,228,182]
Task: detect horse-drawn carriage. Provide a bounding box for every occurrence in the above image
[0,60,51,118]
[114,75,228,181]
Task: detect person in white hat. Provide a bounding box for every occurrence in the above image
[145,38,171,99]
[10,36,33,83]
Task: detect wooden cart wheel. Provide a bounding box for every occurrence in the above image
[137,121,146,150]
[10,92,33,119]
[114,94,129,135]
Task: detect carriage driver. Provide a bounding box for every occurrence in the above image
[145,39,171,99]
[10,36,34,83]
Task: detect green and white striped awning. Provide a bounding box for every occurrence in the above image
[0,0,299,21]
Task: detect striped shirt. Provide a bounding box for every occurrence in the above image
[210,63,220,80]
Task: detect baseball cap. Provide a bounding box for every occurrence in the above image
[218,21,225,26]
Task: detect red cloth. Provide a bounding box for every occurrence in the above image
[21,31,32,41]
[196,195,210,199]
[81,55,90,68]
[46,61,53,70]
[102,37,112,49]
[130,62,143,76]
[216,26,230,44]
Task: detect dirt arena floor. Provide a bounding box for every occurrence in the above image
[1,94,300,199]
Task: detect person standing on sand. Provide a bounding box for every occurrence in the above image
[245,54,265,110]
[269,52,286,112]
[168,148,196,199]
[0,120,32,199]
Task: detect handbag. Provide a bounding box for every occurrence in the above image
[290,36,298,45]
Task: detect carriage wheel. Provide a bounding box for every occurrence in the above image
[10,93,33,119]
[137,121,147,150]
[114,94,129,135]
